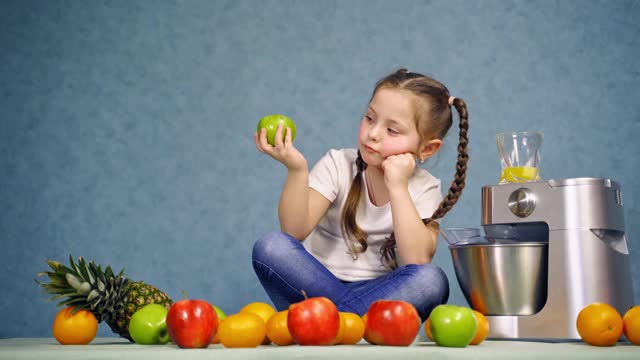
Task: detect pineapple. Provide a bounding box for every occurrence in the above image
[36,256,173,341]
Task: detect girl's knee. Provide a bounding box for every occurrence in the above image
[252,231,298,263]
[411,264,450,304]
[420,264,448,287]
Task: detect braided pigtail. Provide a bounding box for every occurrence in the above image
[426,97,469,222]
[380,96,470,269]
[340,150,369,258]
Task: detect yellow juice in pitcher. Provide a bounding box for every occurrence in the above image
[499,166,540,183]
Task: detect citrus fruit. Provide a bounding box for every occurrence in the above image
[52,306,99,345]
[424,317,433,341]
[623,305,640,345]
[470,310,490,345]
[266,310,294,346]
[218,313,266,348]
[332,312,346,344]
[576,303,623,346]
[210,305,227,344]
[211,318,224,344]
[337,312,365,345]
[239,302,276,344]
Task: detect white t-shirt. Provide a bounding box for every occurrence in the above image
[303,148,443,282]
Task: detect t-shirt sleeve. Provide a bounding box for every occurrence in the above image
[414,178,443,221]
[308,150,343,202]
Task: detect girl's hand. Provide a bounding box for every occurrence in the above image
[381,153,416,190]
[255,123,307,171]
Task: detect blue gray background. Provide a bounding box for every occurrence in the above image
[2,0,639,338]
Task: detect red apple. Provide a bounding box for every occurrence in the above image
[364,300,421,346]
[288,296,340,345]
[166,298,218,348]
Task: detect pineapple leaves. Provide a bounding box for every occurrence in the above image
[69,255,81,275]
[87,289,100,302]
[47,260,73,274]
[35,255,173,337]
[77,257,95,285]
[65,273,83,289]
[77,258,90,280]
[89,262,107,292]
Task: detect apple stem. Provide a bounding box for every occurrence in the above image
[182,290,187,300]
[300,290,308,300]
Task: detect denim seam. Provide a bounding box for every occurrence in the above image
[252,259,305,299]
[254,258,364,313]
[340,266,416,308]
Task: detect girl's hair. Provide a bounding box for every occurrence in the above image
[340,68,469,269]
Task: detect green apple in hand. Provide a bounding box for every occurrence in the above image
[257,114,297,146]
[429,304,477,347]
[129,304,170,345]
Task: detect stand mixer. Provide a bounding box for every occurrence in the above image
[445,132,634,340]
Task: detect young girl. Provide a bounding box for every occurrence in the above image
[252,69,469,321]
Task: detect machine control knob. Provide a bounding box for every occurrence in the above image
[508,188,536,218]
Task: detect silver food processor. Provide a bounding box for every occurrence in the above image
[442,132,634,340]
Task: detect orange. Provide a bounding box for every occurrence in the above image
[218,313,266,348]
[623,305,640,345]
[211,318,223,344]
[266,310,294,346]
[337,312,365,345]
[239,302,276,344]
[52,306,98,345]
[332,312,346,345]
[576,303,623,346]
[470,310,490,345]
[424,317,433,341]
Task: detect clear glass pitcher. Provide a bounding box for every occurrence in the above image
[496,132,543,184]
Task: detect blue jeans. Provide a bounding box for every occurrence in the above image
[251,231,449,322]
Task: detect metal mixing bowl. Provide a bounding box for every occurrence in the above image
[449,242,548,315]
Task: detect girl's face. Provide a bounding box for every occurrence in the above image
[358,88,423,167]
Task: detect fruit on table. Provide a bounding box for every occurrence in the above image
[623,305,640,345]
[288,295,340,345]
[257,114,297,146]
[36,256,173,341]
[332,311,346,344]
[424,317,433,341]
[576,302,622,346]
[470,310,490,345]
[218,312,267,348]
[210,305,227,344]
[364,300,421,346]
[362,313,375,344]
[240,301,276,344]
[336,312,365,345]
[212,305,227,320]
[167,298,218,348]
[266,310,295,346]
[52,306,98,345]
[429,304,478,347]
[128,304,170,345]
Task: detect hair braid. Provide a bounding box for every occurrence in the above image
[428,97,469,221]
[340,150,369,258]
[380,97,469,269]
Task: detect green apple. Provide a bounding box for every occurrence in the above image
[212,304,226,320]
[429,304,477,347]
[129,304,170,345]
[257,114,297,146]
